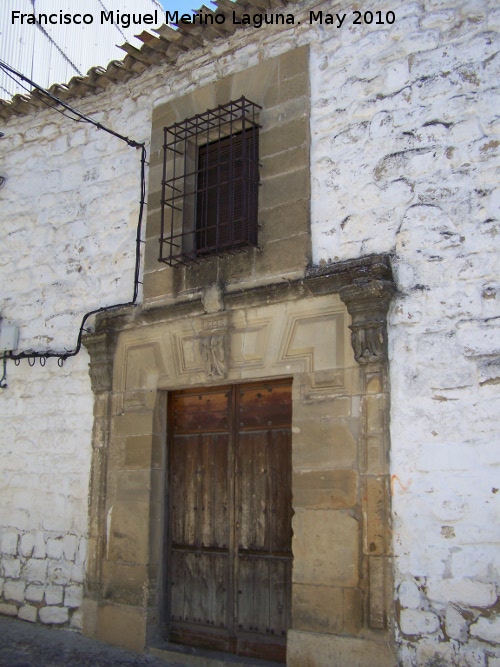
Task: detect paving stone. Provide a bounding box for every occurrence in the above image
[0,615,183,667]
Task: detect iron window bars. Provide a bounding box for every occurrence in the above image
[160,97,261,267]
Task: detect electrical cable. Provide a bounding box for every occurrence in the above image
[0,59,147,372]
[7,143,147,365]
[0,64,85,123]
[0,59,143,148]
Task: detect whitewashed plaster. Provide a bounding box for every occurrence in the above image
[0,0,499,662]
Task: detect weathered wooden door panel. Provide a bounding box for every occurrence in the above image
[166,381,292,662]
[237,556,290,632]
[170,433,230,548]
[170,551,228,628]
[237,430,292,553]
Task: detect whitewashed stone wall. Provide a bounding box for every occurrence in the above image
[1,0,499,663]
[0,360,90,627]
[0,86,150,627]
[308,1,500,665]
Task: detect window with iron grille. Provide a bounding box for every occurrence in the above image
[160,97,261,267]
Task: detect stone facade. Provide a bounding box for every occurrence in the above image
[80,256,396,666]
[0,0,499,665]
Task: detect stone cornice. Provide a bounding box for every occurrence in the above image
[91,254,397,369]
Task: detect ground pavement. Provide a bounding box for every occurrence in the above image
[0,615,182,667]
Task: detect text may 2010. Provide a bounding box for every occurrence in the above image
[309,10,396,26]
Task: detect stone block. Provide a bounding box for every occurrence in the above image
[64,585,83,608]
[101,561,148,606]
[2,557,21,579]
[364,477,389,555]
[260,167,309,211]
[46,537,64,560]
[369,556,389,630]
[143,268,175,302]
[19,533,35,558]
[96,603,147,652]
[25,584,45,603]
[293,420,357,470]
[426,578,497,608]
[45,585,64,605]
[293,396,354,426]
[445,605,468,641]
[293,584,343,633]
[399,609,440,635]
[39,606,69,625]
[365,434,389,476]
[365,394,385,433]
[470,616,500,643]
[25,558,48,584]
[116,470,152,502]
[4,580,26,603]
[18,604,38,623]
[259,197,309,243]
[261,145,308,181]
[113,411,154,438]
[70,608,83,630]
[217,249,255,287]
[292,584,362,635]
[0,603,18,617]
[81,597,99,638]
[260,117,308,158]
[1,532,18,556]
[62,535,78,561]
[254,234,309,278]
[75,539,87,568]
[184,257,220,293]
[145,206,162,242]
[343,587,364,635]
[71,561,85,585]
[144,236,161,270]
[292,510,359,587]
[293,469,358,509]
[398,579,421,609]
[47,560,73,586]
[123,435,154,468]
[287,630,397,667]
[263,73,309,108]
[107,502,150,565]
[278,45,308,81]
[365,371,383,394]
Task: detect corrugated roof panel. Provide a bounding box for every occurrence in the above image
[0,0,163,98]
[0,0,35,97]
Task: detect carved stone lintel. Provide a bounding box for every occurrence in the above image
[82,329,117,393]
[339,279,395,365]
[199,333,227,378]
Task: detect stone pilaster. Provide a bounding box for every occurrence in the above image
[340,278,395,633]
[82,329,117,636]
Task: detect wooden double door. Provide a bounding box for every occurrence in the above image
[166,380,292,662]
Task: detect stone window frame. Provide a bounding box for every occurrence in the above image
[143,46,311,306]
[159,96,261,267]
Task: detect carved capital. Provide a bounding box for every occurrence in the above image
[82,329,117,393]
[339,279,395,365]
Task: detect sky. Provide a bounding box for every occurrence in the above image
[159,0,199,17]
